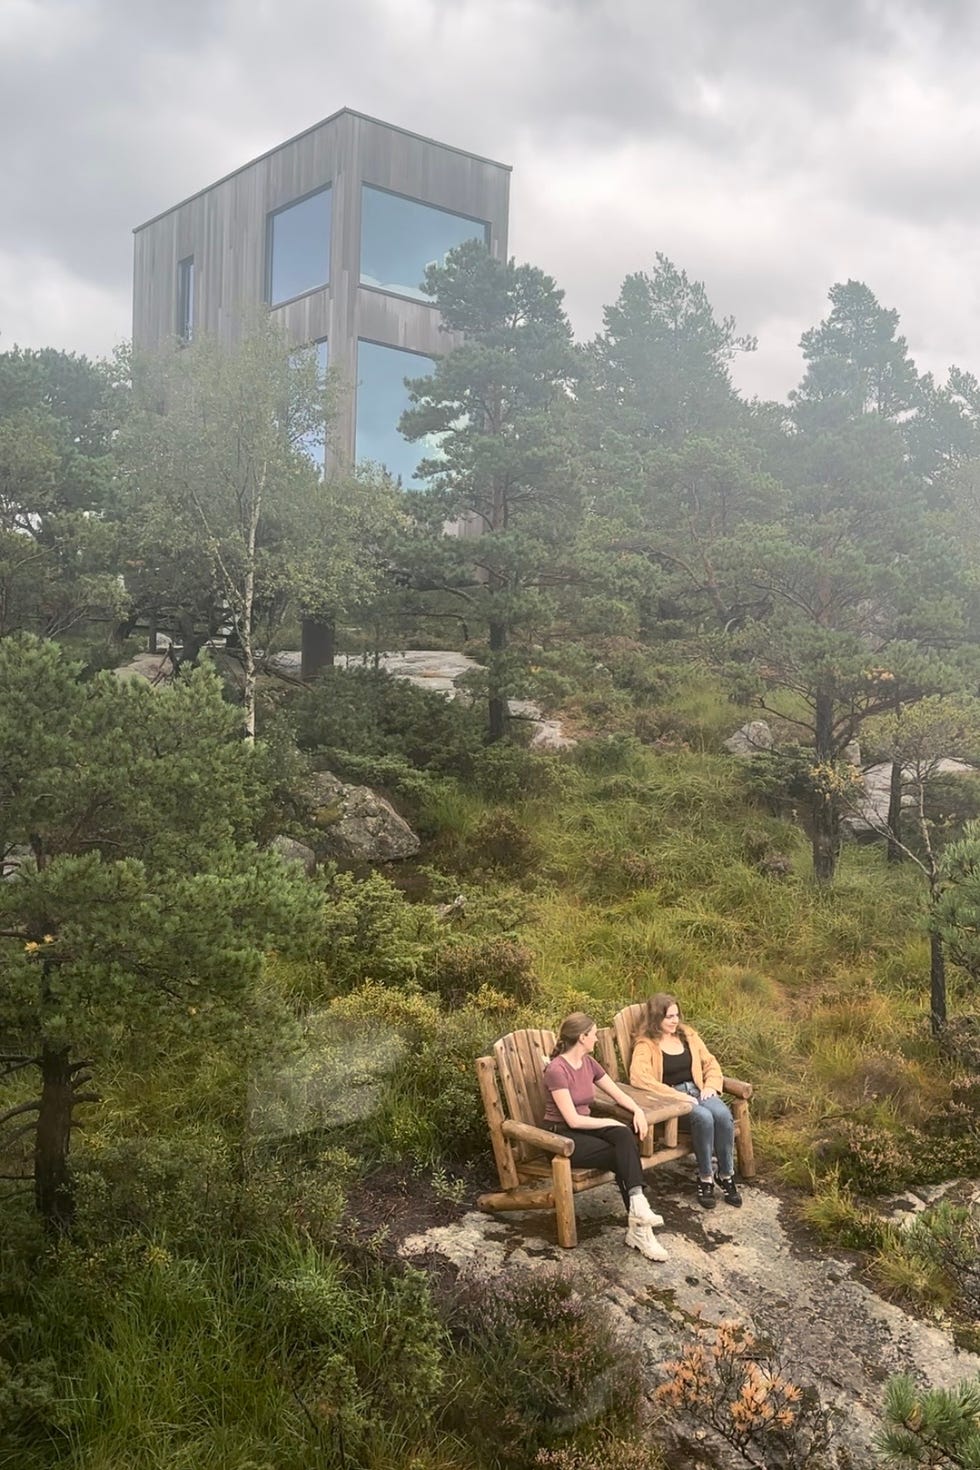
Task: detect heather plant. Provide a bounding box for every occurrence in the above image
[656,1319,843,1469]
[428,935,537,1007]
[443,1267,646,1467]
[465,807,539,875]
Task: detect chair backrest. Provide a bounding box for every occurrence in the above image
[492,1028,556,1160]
[612,1003,647,1079]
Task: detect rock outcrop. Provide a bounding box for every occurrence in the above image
[399,1169,980,1467]
[269,834,317,875]
[305,771,420,862]
[723,720,774,756]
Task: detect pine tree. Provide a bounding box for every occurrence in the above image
[399,240,581,740]
[0,636,322,1230]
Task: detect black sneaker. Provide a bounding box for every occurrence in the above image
[716,1175,742,1207]
[696,1178,716,1209]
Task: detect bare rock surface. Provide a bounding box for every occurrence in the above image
[112,650,178,685]
[305,770,420,862]
[269,834,317,874]
[844,758,976,837]
[723,721,774,756]
[399,1169,980,1465]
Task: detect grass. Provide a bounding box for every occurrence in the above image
[5,670,977,1469]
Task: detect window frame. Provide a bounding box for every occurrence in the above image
[358,182,491,306]
[265,183,333,309]
[354,336,438,484]
[176,255,195,343]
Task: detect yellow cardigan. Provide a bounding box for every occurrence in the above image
[629,1026,724,1104]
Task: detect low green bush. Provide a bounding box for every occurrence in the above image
[328,983,516,1166]
[443,1267,647,1467]
[309,866,441,993]
[466,808,539,875]
[470,742,571,803]
[291,665,485,776]
[429,935,538,1008]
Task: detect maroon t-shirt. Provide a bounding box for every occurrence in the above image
[542,1054,606,1123]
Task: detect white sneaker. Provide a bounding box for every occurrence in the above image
[628,1194,665,1228]
[625,1221,669,1262]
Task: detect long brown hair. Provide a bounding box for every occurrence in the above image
[550,1012,597,1059]
[639,992,687,1044]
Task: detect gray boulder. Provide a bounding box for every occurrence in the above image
[723,720,773,756]
[306,771,420,862]
[269,835,317,875]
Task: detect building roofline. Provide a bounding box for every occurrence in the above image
[133,106,512,233]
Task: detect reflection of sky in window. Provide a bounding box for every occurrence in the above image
[355,340,439,485]
[269,188,331,305]
[360,186,488,302]
[295,340,329,472]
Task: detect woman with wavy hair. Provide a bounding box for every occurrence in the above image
[542,1012,668,1261]
[630,993,741,1210]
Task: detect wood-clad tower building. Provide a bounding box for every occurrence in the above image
[132,108,511,670]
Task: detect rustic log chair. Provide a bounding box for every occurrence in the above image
[597,1004,756,1179]
[476,1026,691,1248]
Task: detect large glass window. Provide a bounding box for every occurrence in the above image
[355,340,436,485]
[360,185,489,301]
[176,255,194,342]
[268,187,331,306]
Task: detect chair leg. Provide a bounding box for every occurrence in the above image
[552,1155,577,1248]
[732,1102,756,1178]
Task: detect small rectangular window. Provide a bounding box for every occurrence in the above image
[176,256,194,342]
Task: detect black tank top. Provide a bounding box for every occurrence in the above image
[661,1041,694,1087]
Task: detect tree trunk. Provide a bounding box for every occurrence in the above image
[34,1045,75,1233]
[887,758,904,864]
[487,617,507,743]
[301,617,336,680]
[929,930,947,1039]
[812,685,839,884]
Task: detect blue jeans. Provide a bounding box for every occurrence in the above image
[674,1081,735,1179]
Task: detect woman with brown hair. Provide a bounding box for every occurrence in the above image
[629,993,741,1210]
[542,1012,669,1261]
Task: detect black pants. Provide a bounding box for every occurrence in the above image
[546,1122,645,1209]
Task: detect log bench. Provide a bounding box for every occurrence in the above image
[476,1027,693,1248]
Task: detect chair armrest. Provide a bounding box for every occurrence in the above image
[501,1120,574,1157]
[723,1076,753,1101]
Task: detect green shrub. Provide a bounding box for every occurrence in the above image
[443,1267,646,1466]
[572,733,646,776]
[327,982,518,1165]
[429,936,538,1007]
[470,741,570,803]
[467,808,539,875]
[879,1372,980,1468]
[310,866,441,992]
[291,665,485,776]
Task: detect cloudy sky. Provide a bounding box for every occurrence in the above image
[3,0,979,400]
